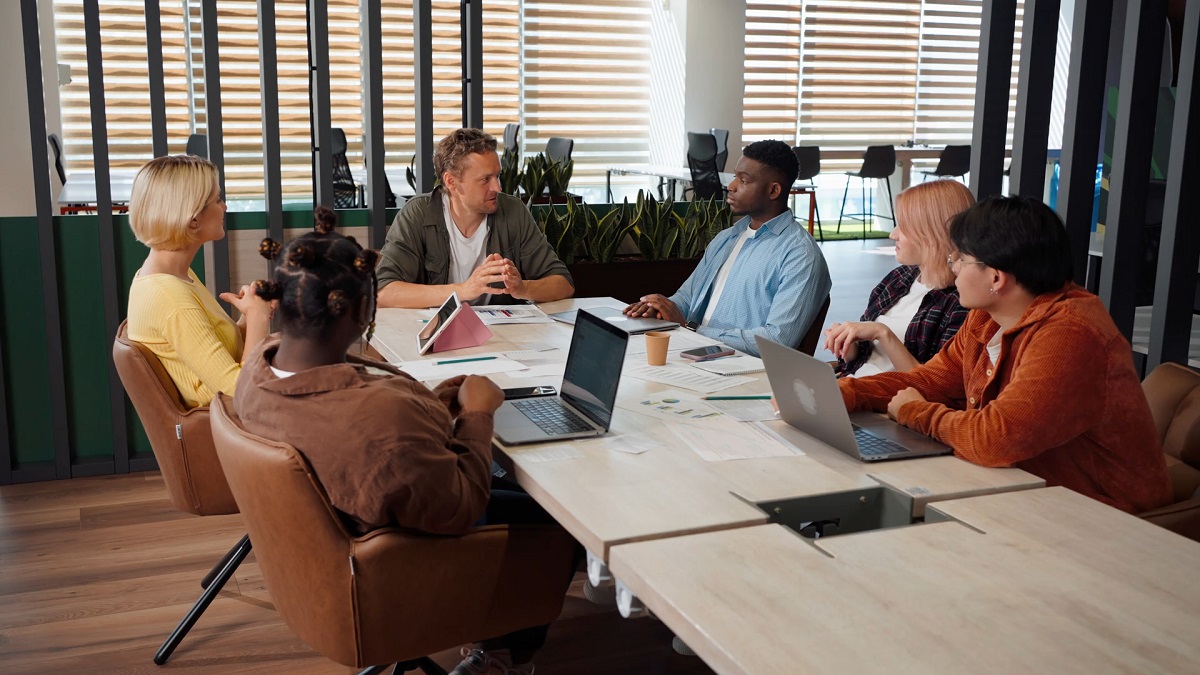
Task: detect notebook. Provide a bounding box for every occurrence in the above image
[692,355,765,376]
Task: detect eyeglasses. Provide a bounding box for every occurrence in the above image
[946,254,987,272]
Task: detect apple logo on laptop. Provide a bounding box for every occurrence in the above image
[792,379,818,415]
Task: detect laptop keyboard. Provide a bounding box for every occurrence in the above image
[512,398,594,436]
[852,426,908,457]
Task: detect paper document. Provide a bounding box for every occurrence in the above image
[508,363,565,380]
[626,364,755,394]
[692,355,764,376]
[472,305,554,324]
[704,398,779,422]
[398,357,526,381]
[502,348,563,366]
[579,433,662,455]
[618,390,725,423]
[515,444,584,463]
[665,419,804,462]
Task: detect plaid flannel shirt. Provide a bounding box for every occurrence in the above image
[837,265,968,376]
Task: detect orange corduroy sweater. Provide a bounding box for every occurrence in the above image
[840,284,1172,514]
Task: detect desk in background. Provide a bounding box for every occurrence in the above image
[609,486,1200,674]
[371,297,1042,569]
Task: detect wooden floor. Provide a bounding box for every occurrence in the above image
[0,471,718,674]
[0,239,896,673]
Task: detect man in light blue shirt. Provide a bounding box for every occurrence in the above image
[624,140,831,357]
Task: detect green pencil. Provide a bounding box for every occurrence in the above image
[701,395,772,400]
[435,356,498,365]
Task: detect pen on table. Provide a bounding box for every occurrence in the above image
[701,395,772,400]
[435,356,498,365]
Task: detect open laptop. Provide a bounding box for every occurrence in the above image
[756,336,953,462]
[494,309,630,445]
[549,306,679,335]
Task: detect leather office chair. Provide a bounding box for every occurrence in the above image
[209,395,577,673]
[709,127,729,172]
[111,321,252,665]
[1139,363,1200,542]
[685,132,725,201]
[922,145,970,182]
[797,294,832,356]
[546,136,574,164]
[838,145,896,235]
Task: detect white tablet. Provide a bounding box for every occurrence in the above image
[416,292,465,355]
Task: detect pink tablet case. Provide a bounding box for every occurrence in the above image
[430,303,493,353]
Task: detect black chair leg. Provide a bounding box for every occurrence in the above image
[200,534,248,589]
[837,176,852,231]
[154,535,253,665]
[384,657,449,675]
[814,198,823,242]
[884,176,895,223]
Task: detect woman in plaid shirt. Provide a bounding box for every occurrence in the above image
[826,180,975,377]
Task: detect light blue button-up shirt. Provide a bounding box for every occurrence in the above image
[669,209,831,357]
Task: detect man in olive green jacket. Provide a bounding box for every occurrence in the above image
[376,128,574,308]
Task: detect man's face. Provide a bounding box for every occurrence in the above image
[446,151,502,215]
[725,157,779,216]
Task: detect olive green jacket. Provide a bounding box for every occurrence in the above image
[375,187,572,304]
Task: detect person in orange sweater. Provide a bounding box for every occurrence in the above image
[839,195,1171,514]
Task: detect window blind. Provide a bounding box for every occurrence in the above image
[521,0,653,191]
[743,2,803,146]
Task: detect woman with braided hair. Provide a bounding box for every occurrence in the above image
[234,206,571,675]
[126,155,275,407]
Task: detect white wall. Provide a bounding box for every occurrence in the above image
[649,0,747,171]
[0,0,63,217]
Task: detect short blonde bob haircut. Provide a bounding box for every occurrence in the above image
[894,179,976,289]
[128,155,220,251]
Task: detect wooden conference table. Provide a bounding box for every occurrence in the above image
[371,297,1042,572]
[609,486,1200,674]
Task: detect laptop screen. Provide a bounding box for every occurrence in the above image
[561,309,629,429]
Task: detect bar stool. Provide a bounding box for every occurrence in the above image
[922,144,971,182]
[792,145,822,242]
[838,145,896,236]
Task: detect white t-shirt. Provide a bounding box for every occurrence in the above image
[986,329,1003,365]
[852,277,932,378]
[702,226,759,325]
[443,197,489,287]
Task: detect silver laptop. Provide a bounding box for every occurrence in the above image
[549,306,679,335]
[756,336,953,462]
[494,309,629,445]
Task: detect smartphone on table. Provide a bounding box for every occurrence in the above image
[680,345,735,362]
[502,385,558,400]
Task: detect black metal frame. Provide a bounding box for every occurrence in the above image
[414,0,436,192]
[307,0,334,206]
[154,535,253,664]
[1147,0,1199,370]
[461,0,484,130]
[200,0,231,302]
[144,0,168,157]
[1009,0,1060,197]
[259,0,284,274]
[362,0,388,248]
[969,0,1017,198]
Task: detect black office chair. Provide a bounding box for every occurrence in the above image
[710,128,730,172]
[546,136,574,164]
[922,145,971,182]
[685,132,725,201]
[330,127,360,209]
[503,123,520,158]
[48,133,67,184]
[186,133,208,159]
[793,145,823,242]
[838,145,896,235]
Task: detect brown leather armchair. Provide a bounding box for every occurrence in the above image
[112,321,252,664]
[209,394,577,673]
[1139,362,1200,541]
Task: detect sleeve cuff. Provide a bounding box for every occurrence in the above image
[454,410,495,444]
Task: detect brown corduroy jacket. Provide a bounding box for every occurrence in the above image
[234,337,494,535]
[840,284,1172,514]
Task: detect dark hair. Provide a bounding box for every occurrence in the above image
[741,140,799,198]
[949,195,1073,296]
[255,206,379,338]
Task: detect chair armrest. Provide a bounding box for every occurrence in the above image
[1140,498,1200,543]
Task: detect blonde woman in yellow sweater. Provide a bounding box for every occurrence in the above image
[126,155,275,407]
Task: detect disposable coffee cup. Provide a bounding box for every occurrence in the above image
[644,331,671,366]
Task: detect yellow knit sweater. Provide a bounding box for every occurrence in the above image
[127,269,243,408]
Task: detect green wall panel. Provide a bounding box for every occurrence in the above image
[0,217,56,465]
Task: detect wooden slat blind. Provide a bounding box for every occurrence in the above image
[743,2,804,145]
[521,1,653,189]
[53,0,519,197]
